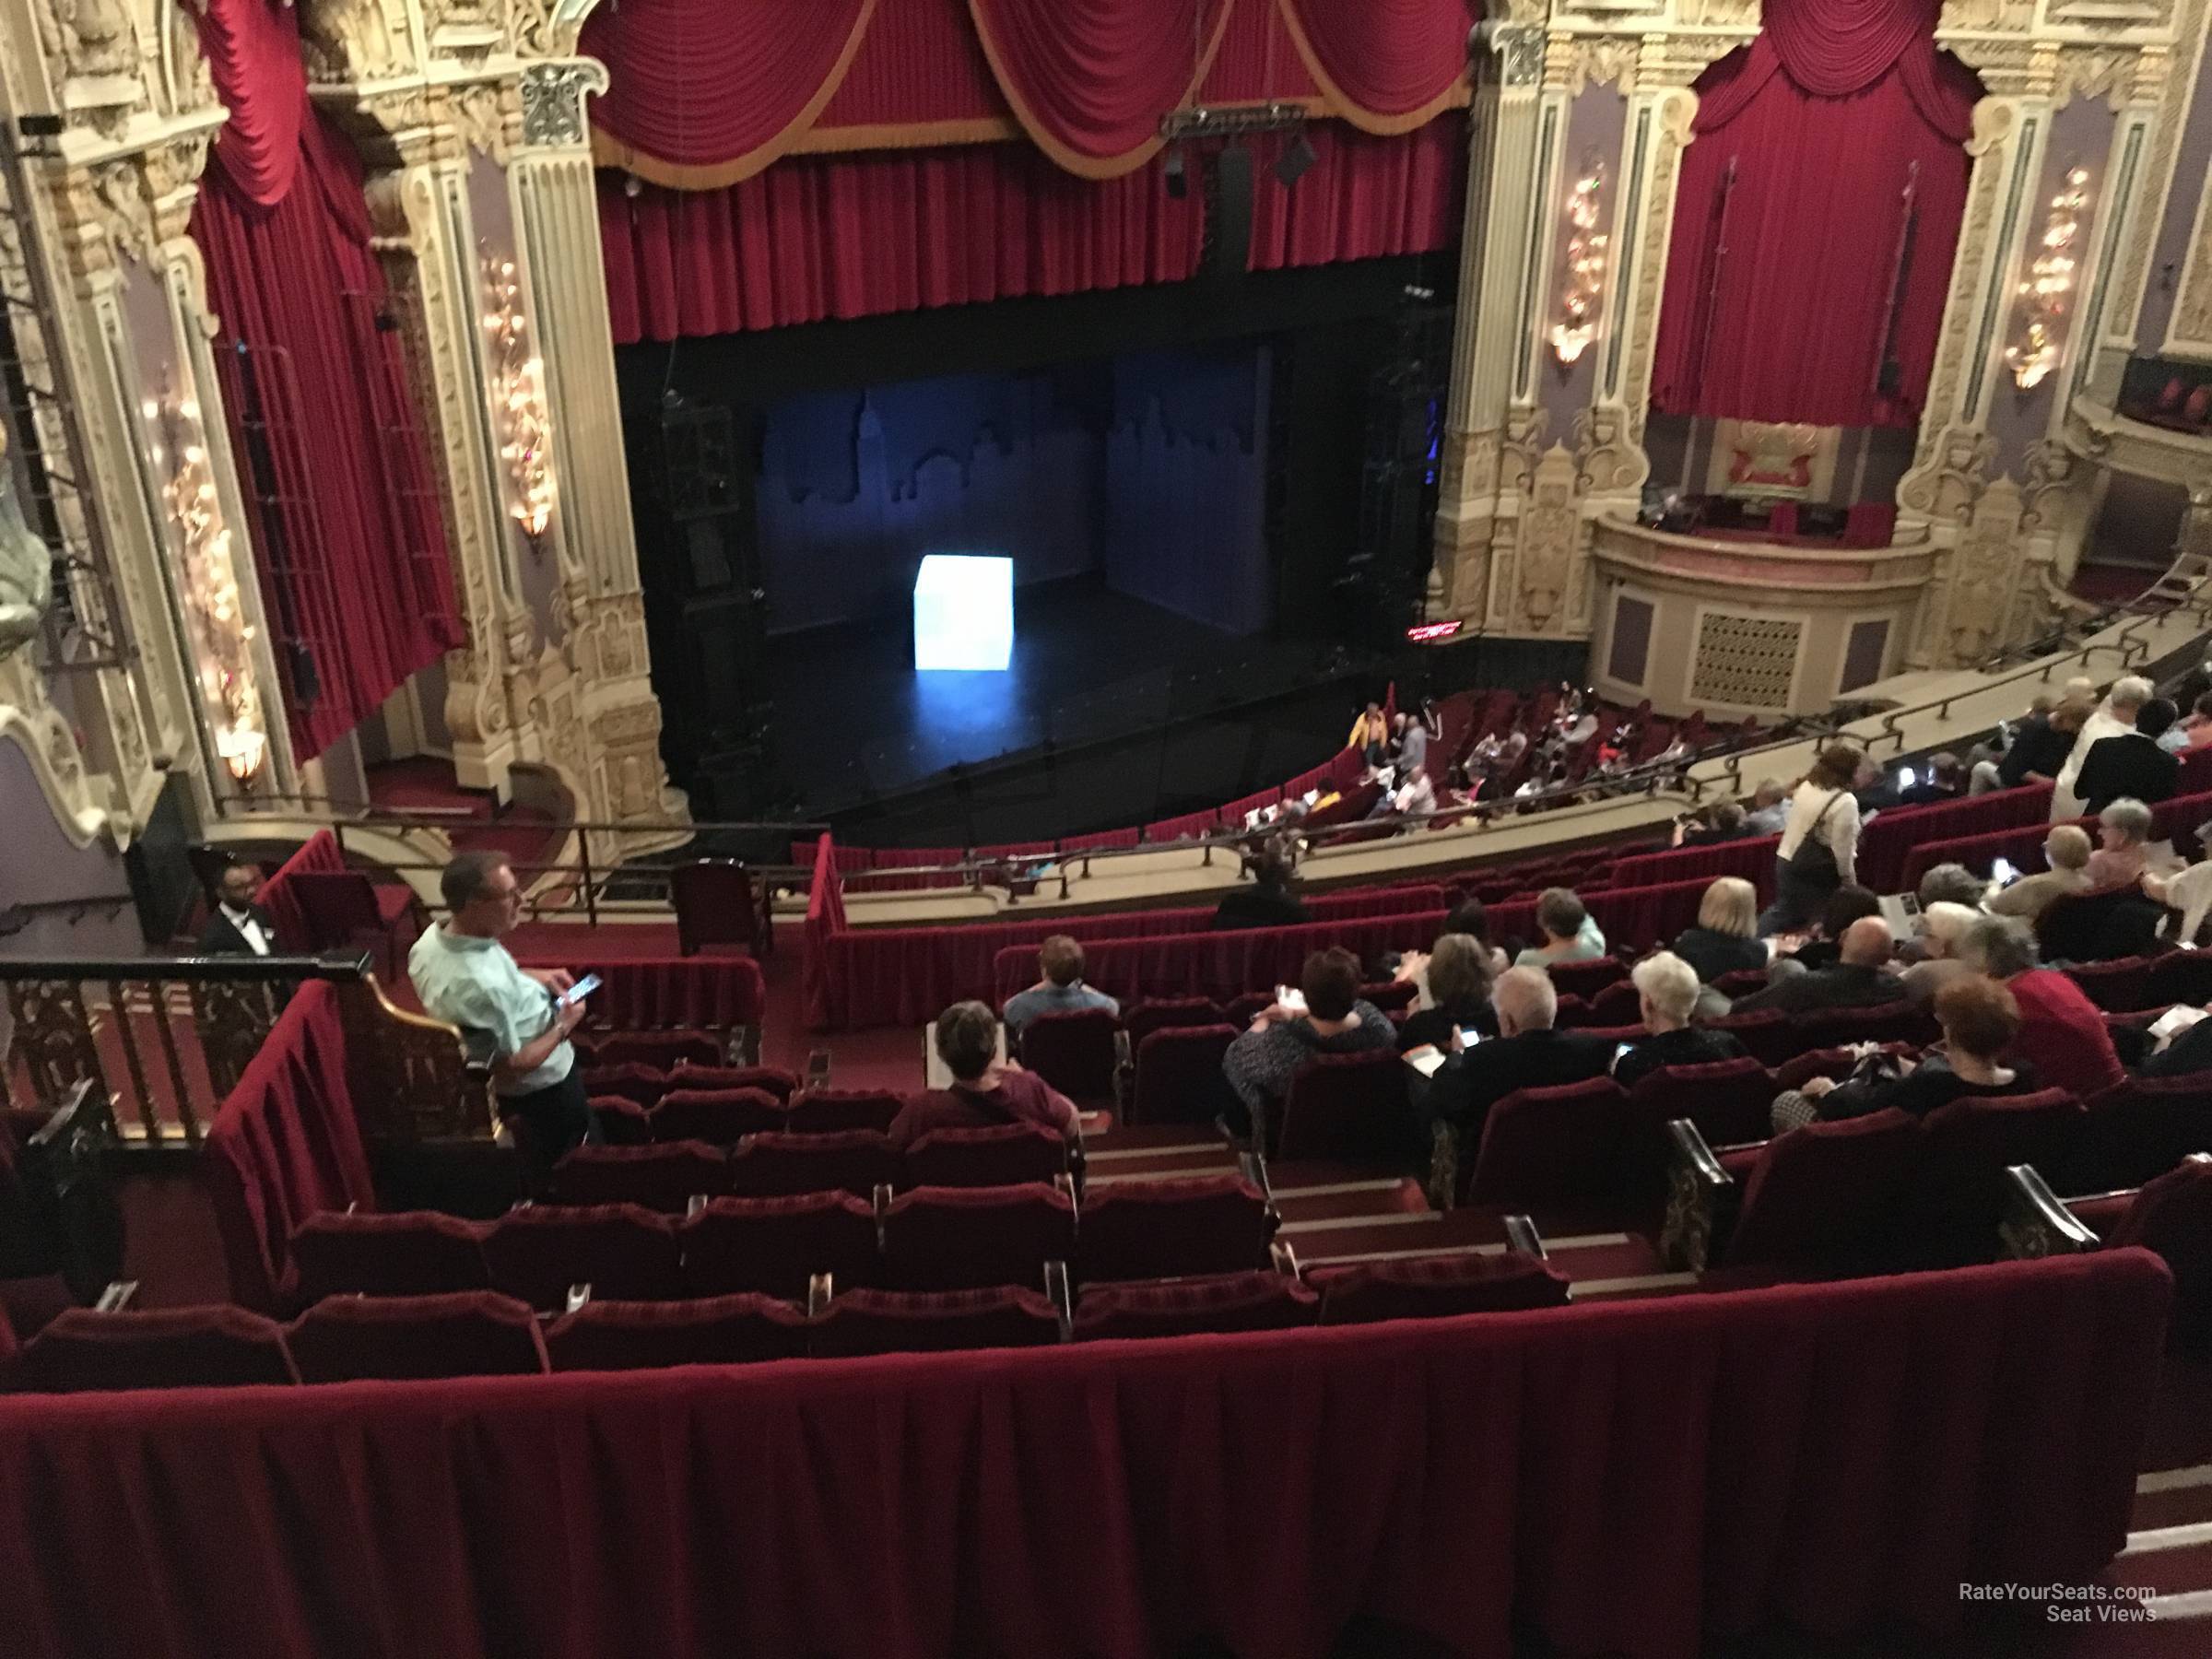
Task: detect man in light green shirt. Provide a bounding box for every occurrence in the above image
[408,850,594,1172]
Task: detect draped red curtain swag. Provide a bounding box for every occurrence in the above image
[191,0,462,759]
[1648,0,1982,429]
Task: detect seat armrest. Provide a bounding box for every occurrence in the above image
[1501,1215,1547,1261]
[806,1272,833,1318]
[565,1284,592,1314]
[1043,1260,1072,1339]
[95,1279,138,1312]
[806,1049,832,1088]
[1269,1240,1301,1278]
[2000,1163,2100,1259]
[1659,1118,1734,1274]
[1424,1120,1459,1212]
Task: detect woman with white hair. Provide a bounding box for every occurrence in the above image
[1987,824,2095,923]
[1670,877,1767,984]
[1610,950,1749,1089]
[2085,797,2155,888]
[1899,901,1980,1006]
[2052,675,2152,819]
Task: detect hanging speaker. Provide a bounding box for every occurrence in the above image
[1199,144,1253,288]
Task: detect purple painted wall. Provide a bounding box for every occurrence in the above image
[2135,37,2212,350]
[1536,84,1628,437]
[2092,470,2188,568]
[0,738,141,962]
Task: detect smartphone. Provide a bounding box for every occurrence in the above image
[1896,766,1918,789]
[557,971,602,1007]
[1991,857,2018,886]
[1613,1041,1632,1066]
[1276,985,1309,1014]
[1455,1026,1485,1049]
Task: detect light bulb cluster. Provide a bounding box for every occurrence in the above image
[146,392,268,785]
[481,251,557,541]
[2005,165,2090,392]
[1548,163,1608,365]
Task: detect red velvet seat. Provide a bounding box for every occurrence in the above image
[1706,1008,1796,1067]
[652,1087,788,1145]
[1724,1110,1923,1270]
[1547,958,1630,999]
[681,1193,882,1299]
[22,1306,299,1392]
[2147,948,2212,1008]
[808,1285,1064,1356]
[588,1095,653,1145]
[1077,1174,1275,1282]
[548,1143,730,1213]
[2082,1075,2212,1191]
[287,869,418,977]
[1588,980,1642,1027]
[1130,1024,1239,1127]
[1789,1001,1937,1053]
[670,860,768,958]
[1309,1252,1571,1324]
[1070,1270,1318,1340]
[666,1063,798,1102]
[2065,956,2156,1014]
[1224,992,1273,1028]
[1466,1078,1633,1209]
[881,1182,1075,1290]
[1628,1058,1776,1150]
[1018,1008,1121,1107]
[1913,1089,2087,1261]
[483,1203,685,1308]
[286,1290,547,1382]
[906,1123,1068,1188]
[545,1293,811,1371]
[1121,998,1224,1048]
[578,1062,668,1108]
[578,1032,724,1072]
[289,1209,490,1302]
[1277,1048,1414,1163]
[2100,1156,2212,1348]
[784,1088,902,1134]
[1359,980,1418,1015]
[1770,1046,1901,1094]
[726,1130,900,1197]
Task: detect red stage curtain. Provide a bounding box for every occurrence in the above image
[1277,0,1478,132]
[0,1253,2167,1659]
[580,0,877,186]
[600,117,1462,341]
[1648,0,1980,429]
[193,0,307,206]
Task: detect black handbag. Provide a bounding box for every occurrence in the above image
[1787,789,1846,885]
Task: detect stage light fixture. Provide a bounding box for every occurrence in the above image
[1547,161,1608,365]
[1275,130,1315,188]
[1165,145,1187,198]
[913,555,1013,672]
[2005,164,2090,392]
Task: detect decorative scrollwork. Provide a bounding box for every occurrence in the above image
[4,980,103,1109]
[188,979,281,1101]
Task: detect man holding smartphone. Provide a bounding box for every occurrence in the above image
[409,850,596,1173]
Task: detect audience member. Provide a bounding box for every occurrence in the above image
[1438,898,1512,981]
[1759,744,1864,935]
[1900,902,1980,1006]
[1424,966,1611,1150]
[2084,797,2156,888]
[2144,848,2212,947]
[1671,800,1749,847]
[1394,711,1429,775]
[1348,700,1388,765]
[2053,675,2151,818]
[1779,885,1884,973]
[2076,698,2181,815]
[1671,877,1768,984]
[1960,915,2124,1100]
[408,850,593,1173]
[1972,695,2075,794]
[200,861,276,956]
[890,1001,1080,1147]
[1731,916,1903,1013]
[2180,690,2212,750]
[1392,764,1436,818]
[1513,887,1606,968]
[2142,1005,2212,1077]
[1851,753,1901,814]
[1773,976,2038,1132]
[1917,861,1993,912]
[1212,852,1310,931]
[1987,825,2095,923]
[1221,947,1395,1137]
[1743,778,1791,835]
[1610,952,1748,1090]
[1395,934,1499,1053]
[1001,935,1119,1037]
[1895,752,1967,806]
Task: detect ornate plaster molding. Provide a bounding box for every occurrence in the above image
[519,58,605,149]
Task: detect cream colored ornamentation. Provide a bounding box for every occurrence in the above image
[1905,426,1999,524]
[520,61,605,148]
[297,0,405,86]
[0,428,55,661]
[452,80,515,160]
[1500,405,1550,496]
[1562,35,1640,96]
[1690,613,1801,708]
[1479,22,1547,90]
[1571,405,1641,494]
[1940,0,2038,29]
[2171,172,2212,348]
[1942,477,2028,665]
[2104,0,2205,337]
[1614,88,1694,458]
[2019,439,2078,534]
[512,0,603,61]
[1512,443,1584,633]
[2051,49,2136,111]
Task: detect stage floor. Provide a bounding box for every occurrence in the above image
[760,575,1359,833]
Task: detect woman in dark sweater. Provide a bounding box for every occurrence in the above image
[1778,975,2039,1131]
[1670,877,1769,984]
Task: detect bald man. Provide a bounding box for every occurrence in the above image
[1424,966,1613,1154]
[1728,916,1904,1014]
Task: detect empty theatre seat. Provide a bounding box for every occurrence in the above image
[287,1291,548,1382]
[1913,1089,2087,1253]
[1788,1002,1936,1053]
[289,1210,490,1302]
[589,1096,653,1144]
[1702,1110,1924,1273]
[784,1088,901,1134]
[2082,1075,2212,1189]
[549,1143,730,1213]
[2100,1156,2212,1347]
[1309,1253,1571,1324]
[667,1063,798,1101]
[881,1183,1075,1290]
[578,1033,724,1072]
[545,1294,811,1371]
[905,1123,1067,1188]
[2147,948,2212,1007]
[681,1193,882,1300]
[1078,1175,1274,1281]
[1277,1048,1415,1163]
[1018,1009,1121,1106]
[483,1204,685,1308]
[22,1306,299,1392]
[652,1087,787,1144]
[1121,998,1224,1048]
[727,1130,900,1197]
[808,1286,1064,1356]
[1465,1078,1632,1210]
[1627,1058,1775,1149]
[1706,1009,1795,1067]
[1130,1025,1239,1126]
[2064,956,2155,1014]
[1070,1270,1318,1340]
[1547,958,1629,999]
[580,1062,668,1108]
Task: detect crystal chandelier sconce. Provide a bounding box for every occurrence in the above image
[1548,162,1608,365]
[481,250,558,543]
[2005,165,2090,392]
[147,392,268,786]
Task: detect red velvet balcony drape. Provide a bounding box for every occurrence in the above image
[191,0,462,760]
[1648,0,1981,429]
[1277,0,1480,132]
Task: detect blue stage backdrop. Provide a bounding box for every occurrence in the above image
[756,347,1272,639]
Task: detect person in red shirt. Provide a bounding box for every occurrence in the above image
[888,1000,1082,1148]
[1962,915,2124,1100]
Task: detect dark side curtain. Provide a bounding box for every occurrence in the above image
[1648,0,1983,429]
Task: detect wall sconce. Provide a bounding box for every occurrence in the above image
[1547,161,1608,365]
[2005,165,2090,392]
[481,251,557,544]
[145,391,269,789]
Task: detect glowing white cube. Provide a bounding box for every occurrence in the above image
[912,554,1013,671]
